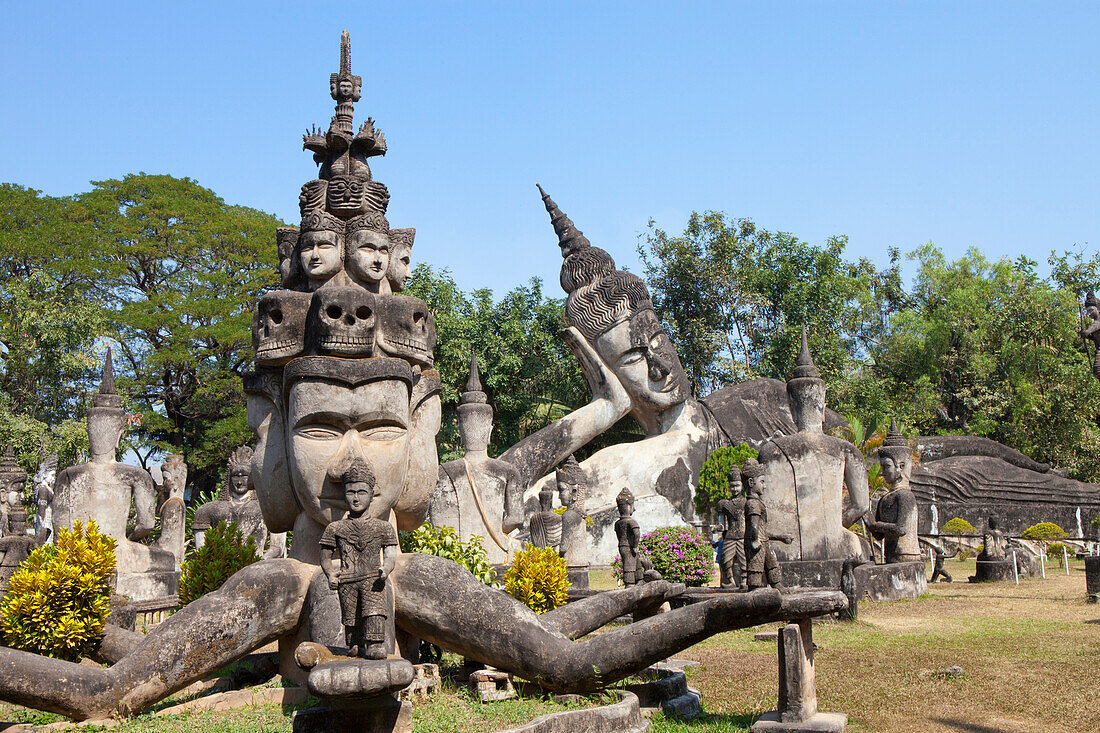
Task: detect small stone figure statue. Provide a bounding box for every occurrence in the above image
[614,488,661,586]
[0,447,27,538]
[742,459,792,590]
[320,456,398,659]
[1080,291,1100,382]
[978,517,1007,561]
[32,453,57,544]
[0,506,36,594]
[193,446,267,552]
[715,465,747,589]
[557,456,590,584]
[926,542,956,583]
[864,420,921,564]
[528,486,563,552]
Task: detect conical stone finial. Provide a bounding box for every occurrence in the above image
[460,350,488,405]
[537,184,591,258]
[99,348,116,395]
[882,417,908,448]
[788,324,821,380]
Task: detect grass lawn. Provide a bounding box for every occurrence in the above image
[2,557,1098,732]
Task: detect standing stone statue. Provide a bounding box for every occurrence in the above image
[716,465,747,589]
[0,447,26,538]
[864,420,921,564]
[615,488,661,586]
[0,506,36,594]
[1081,291,1100,382]
[978,517,1007,561]
[758,326,869,566]
[528,487,563,552]
[431,352,523,565]
[52,351,182,601]
[193,446,267,552]
[557,456,590,587]
[743,459,792,590]
[32,453,57,544]
[320,455,398,659]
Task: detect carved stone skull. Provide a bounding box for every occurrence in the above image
[375,295,435,368]
[308,286,376,357]
[253,290,311,366]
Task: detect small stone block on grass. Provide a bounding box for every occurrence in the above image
[754,630,779,642]
[398,663,440,702]
[471,668,516,702]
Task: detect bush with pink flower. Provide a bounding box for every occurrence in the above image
[612,525,714,586]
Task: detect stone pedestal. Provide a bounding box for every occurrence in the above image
[292,695,411,733]
[778,559,925,602]
[567,567,590,589]
[969,559,1014,583]
[1085,556,1100,603]
[751,620,846,733]
[292,656,415,733]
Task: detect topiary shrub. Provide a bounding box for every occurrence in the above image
[942,517,977,535]
[504,543,570,614]
[614,525,714,586]
[0,521,115,661]
[178,521,260,606]
[1022,522,1068,543]
[399,523,497,586]
[694,444,758,515]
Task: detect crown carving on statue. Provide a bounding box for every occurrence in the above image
[303,124,327,156]
[300,209,345,234]
[353,117,387,158]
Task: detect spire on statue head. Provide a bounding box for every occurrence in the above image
[538,184,590,259]
[461,350,487,405]
[329,30,362,135]
[788,324,821,381]
[93,348,123,409]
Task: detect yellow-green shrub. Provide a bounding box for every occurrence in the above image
[0,521,115,661]
[1022,522,1068,543]
[504,543,570,614]
[178,521,259,606]
[942,517,977,535]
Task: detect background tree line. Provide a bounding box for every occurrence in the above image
[3,174,1100,497]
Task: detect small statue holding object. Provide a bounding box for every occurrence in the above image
[715,464,747,589]
[320,456,398,659]
[614,488,661,586]
[743,459,792,590]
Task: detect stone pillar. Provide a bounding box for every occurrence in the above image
[751,619,847,732]
[1085,556,1100,603]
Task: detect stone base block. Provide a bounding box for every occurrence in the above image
[751,711,847,732]
[779,560,925,602]
[116,569,179,603]
[398,663,440,702]
[567,567,590,589]
[471,668,516,702]
[292,697,411,733]
[969,559,1015,583]
[1085,557,1100,597]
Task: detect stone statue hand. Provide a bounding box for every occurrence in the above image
[328,573,340,590]
[559,326,632,416]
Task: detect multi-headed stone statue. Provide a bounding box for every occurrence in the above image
[430,352,523,565]
[743,458,792,590]
[557,456,590,586]
[193,446,267,552]
[716,464,747,589]
[758,327,870,567]
[52,351,184,601]
[0,33,847,722]
[864,420,920,564]
[32,452,57,543]
[0,447,26,538]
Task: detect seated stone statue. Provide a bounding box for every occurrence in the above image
[978,517,1008,561]
[716,465,747,589]
[193,446,267,552]
[865,421,921,564]
[758,327,869,564]
[430,352,523,565]
[528,486,563,552]
[33,452,57,544]
[52,351,183,601]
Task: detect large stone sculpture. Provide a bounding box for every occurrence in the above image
[1081,291,1100,382]
[864,421,920,564]
[0,506,36,595]
[430,352,523,565]
[193,446,267,552]
[969,516,1015,583]
[32,452,57,543]
[0,447,25,538]
[52,353,183,601]
[528,486,563,551]
[716,465,747,589]
[557,456,590,587]
[743,459,792,590]
[0,33,847,722]
[757,327,870,572]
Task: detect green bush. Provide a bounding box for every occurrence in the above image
[694,443,758,515]
[504,543,570,614]
[399,523,497,586]
[1022,522,1068,543]
[1047,542,1072,564]
[178,521,260,606]
[942,517,977,535]
[0,521,115,661]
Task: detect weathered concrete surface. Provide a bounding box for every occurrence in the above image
[970,559,1015,583]
[492,690,649,733]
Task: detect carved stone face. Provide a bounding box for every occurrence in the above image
[594,308,690,417]
[87,407,125,460]
[558,482,575,508]
[286,378,411,526]
[253,291,310,366]
[308,287,376,357]
[299,230,343,286]
[228,469,249,500]
[878,454,909,488]
[787,378,826,433]
[345,483,373,515]
[376,296,436,367]
[338,79,353,97]
[388,244,412,292]
[326,176,367,218]
[347,229,391,286]
[727,468,742,495]
[745,474,765,498]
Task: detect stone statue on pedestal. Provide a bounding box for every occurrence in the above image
[431,351,523,565]
[864,420,920,564]
[615,488,661,586]
[33,453,57,544]
[743,459,792,590]
[557,456,590,586]
[529,487,563,552]
[52,351,182,601]
[193,446,267,552]
[320,455,398,659]
[758,327,869,565]
[716,464,747,589]
[0,447,26,538]
[978,517,1007,561]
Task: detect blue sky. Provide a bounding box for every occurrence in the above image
[2,2,1098,296]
